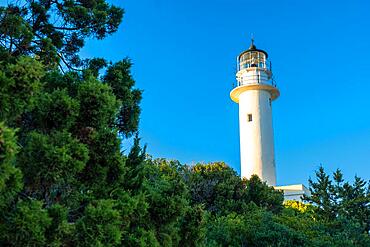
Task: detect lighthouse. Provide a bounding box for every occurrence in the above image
[230,39,279,186]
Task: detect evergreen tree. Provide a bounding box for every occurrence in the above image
[0,53,44,123]
[0,122,22,209]
[304,166,370,233]
[0,0,123,68]
[187,162,283,215]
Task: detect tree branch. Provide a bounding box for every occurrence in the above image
[56,52,82,72]
[53,26,81,31]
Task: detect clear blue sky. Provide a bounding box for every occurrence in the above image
[81,0,370,185]
[4,0,370,185]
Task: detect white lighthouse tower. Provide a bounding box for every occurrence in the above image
[230,39,279,186]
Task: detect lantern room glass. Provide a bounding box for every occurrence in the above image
[238,51,267,71]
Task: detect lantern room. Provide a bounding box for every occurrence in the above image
[236,40,273,87]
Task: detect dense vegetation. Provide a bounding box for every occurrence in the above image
[0,1,369,246]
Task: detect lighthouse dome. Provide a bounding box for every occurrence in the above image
[237,40,270,72]
[239,40,268,58]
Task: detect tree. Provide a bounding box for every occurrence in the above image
[279,199,370,247]
[205,206,307,247]
[297,167,370,246]
[17,131,89,206]
[0,122,22,209]
[103,59,142,138]
[243,175,284,213]
[0,1,144,245]
[129,158,205,246]
[0,0,124,69]
[0,54,44,123]
[178,204,206,247]
[304,166,370,233]
[187,162,283,215]
[0,200,52,246]
[74,200,122,247]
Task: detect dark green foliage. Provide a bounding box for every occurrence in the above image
[205,208,306,247]
[124,135,146,191]
[304,166,370,239]
[179,204,206,247]
[46,204,74,246]
[304,166,336,220]
[74,200,122,247]
[0,200,52,246]
[143,159,189,225]
[26,89,80,132]
[189,162,242,214]
[0,0,124,68]
[18,131,89,205]
[188,162,283,215]
[141,159,190,246]
[0,122,22,209]
[305,167,370,231]
[84,57,108,77]
[244,174,284,213]
[103,59,142,137]
[76,79,120,130]
[117,157,203,246]
[0,55,44,122]
[278,200,370,247]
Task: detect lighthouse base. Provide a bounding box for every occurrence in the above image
[274,184,311,202]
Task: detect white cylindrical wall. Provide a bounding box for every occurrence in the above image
[238,89,276,186]
[237,69,269,86]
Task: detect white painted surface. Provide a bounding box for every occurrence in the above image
[236,68,270,86]
[238,86,276,185]
[275,184,311,202]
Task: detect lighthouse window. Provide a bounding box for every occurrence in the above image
[248,114,253,122]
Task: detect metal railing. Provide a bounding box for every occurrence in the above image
[233,74,277,88]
